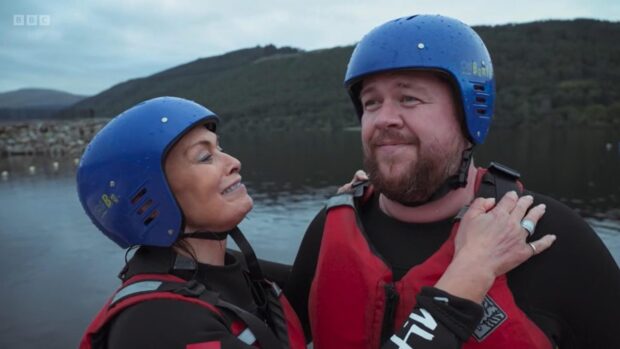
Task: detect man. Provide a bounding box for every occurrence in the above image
[286,14,620,348]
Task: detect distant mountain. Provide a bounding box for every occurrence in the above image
[0,88,86,109]
[0,88,87,121]
[59,20,620,130]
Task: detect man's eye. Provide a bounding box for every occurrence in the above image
[401,95,419,104]
[363,99,380,110]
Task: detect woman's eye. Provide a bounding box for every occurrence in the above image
[198,154,213,163]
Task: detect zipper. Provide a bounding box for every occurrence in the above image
[380,282,400,345]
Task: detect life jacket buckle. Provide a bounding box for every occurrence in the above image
[454,204,470,221]
[269,281,283,297]
[351,180,369,198]
[488,162,520,180]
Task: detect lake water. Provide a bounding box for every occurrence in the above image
[1,128,619,348]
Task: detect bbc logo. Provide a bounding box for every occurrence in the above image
[13,15,51,26]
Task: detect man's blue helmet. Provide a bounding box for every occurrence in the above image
[345,14,495,144]
[77,97,219,248]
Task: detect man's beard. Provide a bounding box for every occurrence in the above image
[363,130,465,205]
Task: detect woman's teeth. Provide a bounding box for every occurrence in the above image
[222,182,241,194]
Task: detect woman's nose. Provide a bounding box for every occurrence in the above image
[223,152,241,174]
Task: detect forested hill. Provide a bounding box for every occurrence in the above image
[476,19,619,127]
[58,19,619,131]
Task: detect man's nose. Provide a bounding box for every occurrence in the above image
[373,100,404,129]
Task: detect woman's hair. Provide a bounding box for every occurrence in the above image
[172,236,227,265]
[173,238,199,261]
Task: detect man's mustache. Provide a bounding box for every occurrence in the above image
[368,129,420,148]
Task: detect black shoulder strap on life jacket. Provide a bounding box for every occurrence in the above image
[182,280,287,349]
[262,280,291,348]
[325,179,372,211]
[455,162,523,221]
[109,276,287,349]
[477,162,523,200]
[117,246,290,348]
[227,227,292,348]
[351,179,371,199]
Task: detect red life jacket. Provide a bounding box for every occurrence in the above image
[80,273,306,349]
[309,167,552,349]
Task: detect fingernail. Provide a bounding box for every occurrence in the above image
[538,203,546,210]
[508,191,517,198]
[524,195,533,201]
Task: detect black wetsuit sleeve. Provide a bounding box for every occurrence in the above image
[285,208,327,339]
[382,287,483,349]
[510,193,620,348]
[106,299,256,349]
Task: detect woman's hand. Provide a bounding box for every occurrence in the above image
[337,170,368,194]
[436,191,556,303]
[456,191,554,275]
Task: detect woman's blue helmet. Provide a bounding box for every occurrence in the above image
[345,14,495,144]
[77,97,219,248]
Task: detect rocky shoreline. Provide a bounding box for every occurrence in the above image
[0,119,108,157]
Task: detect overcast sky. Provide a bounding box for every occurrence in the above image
[1,0,618,95]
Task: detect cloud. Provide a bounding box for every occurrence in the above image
[0,0,618,95]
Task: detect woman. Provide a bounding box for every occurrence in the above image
[77,97,549,348]
[78,97,306,348]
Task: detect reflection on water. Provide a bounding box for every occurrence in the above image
[477,128,620,218]
[1,128,619,348]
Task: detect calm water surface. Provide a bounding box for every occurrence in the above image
[1,129,619,348]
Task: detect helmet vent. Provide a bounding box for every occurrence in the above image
[143,209,159,225]
[131,187,147,204]
[475,96,487,104]
[137,199,153,215]
[473,84,485,92]
[476,108,487,115]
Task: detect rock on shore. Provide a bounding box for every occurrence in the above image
[0,119,108,157]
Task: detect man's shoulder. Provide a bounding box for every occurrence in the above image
[526,190,602,250]
[528,191,586,223]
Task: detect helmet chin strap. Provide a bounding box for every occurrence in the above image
[182,227,265,281]
[400,146,474,207]
[184,231,228,241]
[448,146,475,190]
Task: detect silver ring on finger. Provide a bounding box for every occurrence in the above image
[521,219,536,236]
[528,242,537,255]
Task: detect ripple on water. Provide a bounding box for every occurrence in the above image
[587,218,620,265]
